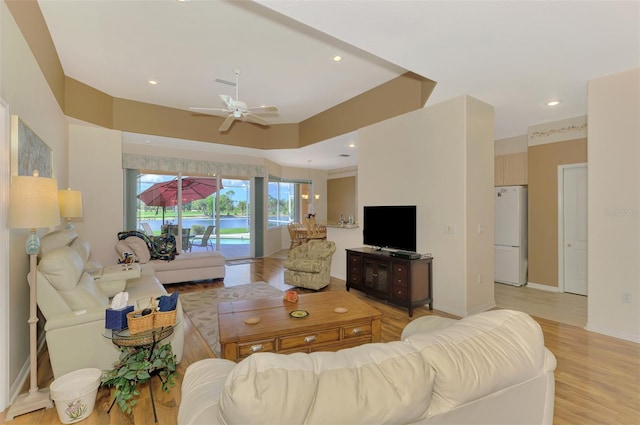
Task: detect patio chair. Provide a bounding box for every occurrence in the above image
[190,225,215,251]
[181,228,191,252]
[141,222,154,235]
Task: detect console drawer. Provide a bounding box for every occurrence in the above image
[392,263,408,277]
[309,337,372,353]
[393,275,408,287]
[392,263,408,287]
[391,285,408,300]
[343,322,372,339]
[279,328,340,350]
[237,339,276,359]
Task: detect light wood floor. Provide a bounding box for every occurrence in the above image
[495,281,588,328]
[3,254,639,424]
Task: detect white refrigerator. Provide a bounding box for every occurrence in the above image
[494,186,528,286]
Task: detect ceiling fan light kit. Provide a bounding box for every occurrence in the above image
[189,69,278,132]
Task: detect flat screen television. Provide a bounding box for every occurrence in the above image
[363,205,417,252]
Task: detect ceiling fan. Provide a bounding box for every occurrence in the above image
[189,69,278,132]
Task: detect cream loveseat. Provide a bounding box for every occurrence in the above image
[35,229,185,378]
[283,239,336,290]
[178,309,556,425]
[115,231,226,284]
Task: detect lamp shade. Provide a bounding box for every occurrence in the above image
[58,189,83,219]
[7,175,60,229]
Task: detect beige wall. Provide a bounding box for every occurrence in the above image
[1,0,67,399]
[357,95,495,317]
[587,68,640,342]
[327,176,356,224]
[465,97,496,312]
[69,125,123,265]
[527,138,587,287]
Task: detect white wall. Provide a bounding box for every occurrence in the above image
[354,95,494,317]
[586,68,640,342]
[1,1,67,405]
[328,226,362,281]
[69,125,124,265]
[464,97,496,313]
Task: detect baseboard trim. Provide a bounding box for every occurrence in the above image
[9,334,46,407]
[585,322,640,343]
[527,281,562,292]
[434,301,496,318]
[468,301,497,316]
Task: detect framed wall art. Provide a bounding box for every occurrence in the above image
[10,115,52,177]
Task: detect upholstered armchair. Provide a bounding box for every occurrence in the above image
[283,240,336,290]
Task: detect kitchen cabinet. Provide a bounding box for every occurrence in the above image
[495,152,528,186]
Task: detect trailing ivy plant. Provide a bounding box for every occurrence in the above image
[101,342,177,414]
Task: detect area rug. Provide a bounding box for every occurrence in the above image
[180,282,283,357]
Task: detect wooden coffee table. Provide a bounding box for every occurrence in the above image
[218,291,382,362]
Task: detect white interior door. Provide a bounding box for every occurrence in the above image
[562,165,588,295]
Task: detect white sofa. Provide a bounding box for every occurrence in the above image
[178,309,556,425]
[115,233,226,284]
[36,229,185,378]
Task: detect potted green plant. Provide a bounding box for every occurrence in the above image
[101,342,177,414]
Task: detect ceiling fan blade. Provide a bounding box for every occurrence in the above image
[189,107,229,112]
[242,113,269,126]
[219,94,234,108]
[219,114,235,132]
[247,105,278,112]
[215,78,236,87]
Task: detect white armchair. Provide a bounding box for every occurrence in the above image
[35,229,184,378]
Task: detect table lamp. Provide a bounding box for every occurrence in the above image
[5,171,60,420]
[58,188,83,229]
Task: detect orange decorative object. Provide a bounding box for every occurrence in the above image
[283,290,299,303]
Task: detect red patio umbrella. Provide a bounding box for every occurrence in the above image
[137,177,222,223]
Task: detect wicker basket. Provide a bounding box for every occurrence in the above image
[126,309,155,335]
[154,308,177,328]
[126,296,177,335]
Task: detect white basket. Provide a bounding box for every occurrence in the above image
[50,368,102,424]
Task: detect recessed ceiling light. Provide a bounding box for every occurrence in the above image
[546,100,561,106]
[348,143,356,148]
[148,79,158,85]
[144,140,151,144]
[332,55,343,62]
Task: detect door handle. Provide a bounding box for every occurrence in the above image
[567,243,572,248]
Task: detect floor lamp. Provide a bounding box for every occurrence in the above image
[6,172,60,420]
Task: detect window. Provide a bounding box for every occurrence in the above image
[268,177,309,228]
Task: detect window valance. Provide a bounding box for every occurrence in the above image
[123,154,266,177]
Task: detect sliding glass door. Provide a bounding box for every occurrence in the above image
[131,172,252,259]
[134,173,220,253]
[216,178,251,259]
